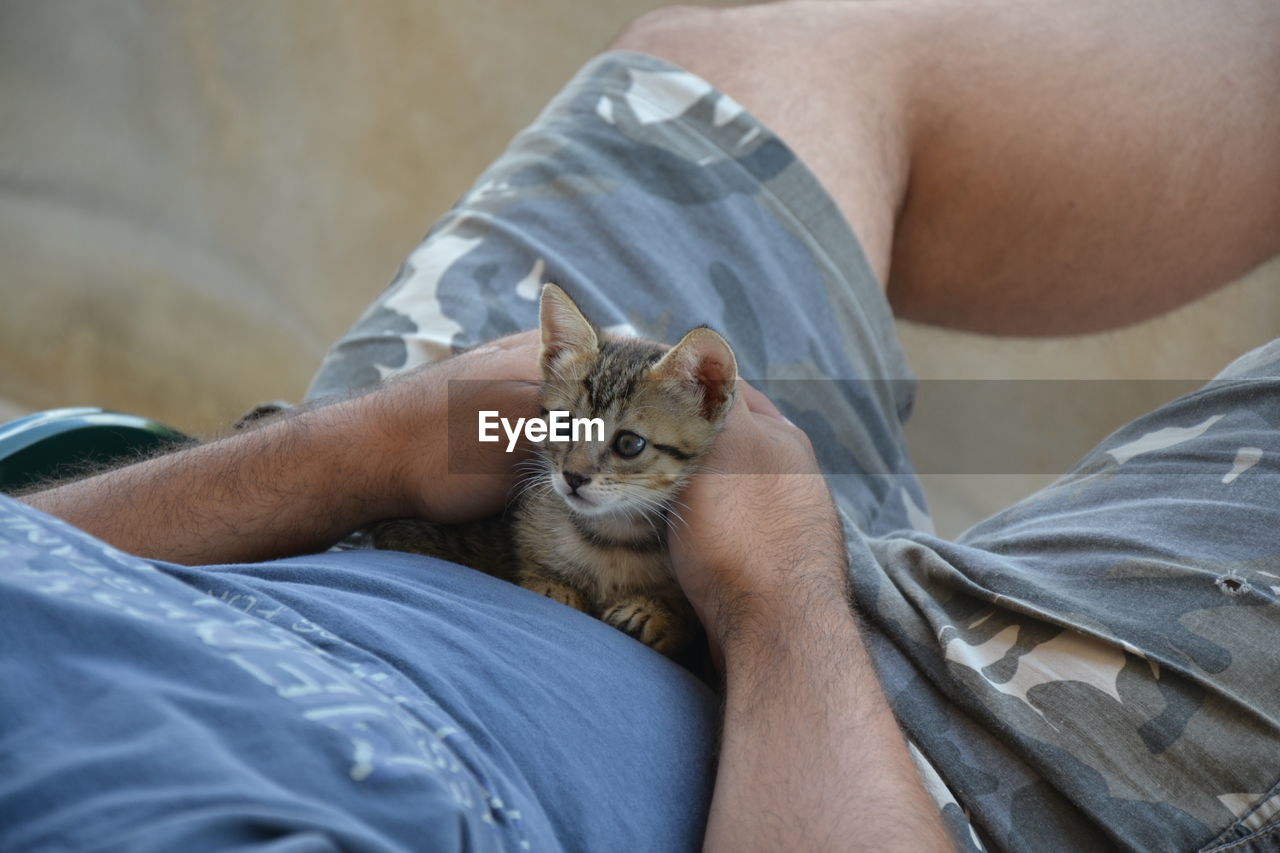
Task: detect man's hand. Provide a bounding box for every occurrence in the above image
[669,384,849,669]
[377,330,542,524]
[670,383,953,852]
[20,332,544,564]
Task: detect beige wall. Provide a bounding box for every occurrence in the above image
[3,1,1276,534]
[0,0,671,431]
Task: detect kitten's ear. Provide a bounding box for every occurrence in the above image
[651,327,738,421]
[540,283,598,373]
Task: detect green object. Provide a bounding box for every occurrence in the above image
[0,407,189,494]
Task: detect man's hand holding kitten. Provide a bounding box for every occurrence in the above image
[379,329,848,661]
[374,329,543,526]
[666,382,949,853]
[380,325,850,671]
[667,382,850,674]
[390,325,850,673]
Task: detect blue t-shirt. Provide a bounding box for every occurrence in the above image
[0,495,717,851]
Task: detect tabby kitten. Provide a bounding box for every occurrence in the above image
[373,284,737,659]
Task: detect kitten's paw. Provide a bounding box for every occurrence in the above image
[602,597,684,657]
[521,576,589,613]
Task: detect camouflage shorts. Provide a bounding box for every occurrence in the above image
[309,52,1280,853]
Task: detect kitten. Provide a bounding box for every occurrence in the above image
[373,284,737,660]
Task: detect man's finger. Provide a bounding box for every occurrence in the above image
[738,381,790,423]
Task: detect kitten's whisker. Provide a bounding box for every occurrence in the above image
[607,483,670,539]
[511,476,552,503]
[666,496,693,515]
[636,498,676,536]
[638,510,663,541]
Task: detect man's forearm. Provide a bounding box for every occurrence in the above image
[18,334,542,565]
[20,397,403,565]
[706,580,952,852]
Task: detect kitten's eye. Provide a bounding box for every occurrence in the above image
[613,431,646,459]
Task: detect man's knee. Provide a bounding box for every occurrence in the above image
[609,1,913,288]
[609,4,734,68]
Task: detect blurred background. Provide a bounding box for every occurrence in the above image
[3,0,1277,536]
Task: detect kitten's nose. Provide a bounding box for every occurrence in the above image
[563,471,590,493]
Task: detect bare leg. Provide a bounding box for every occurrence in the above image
[613,0,1280,335]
